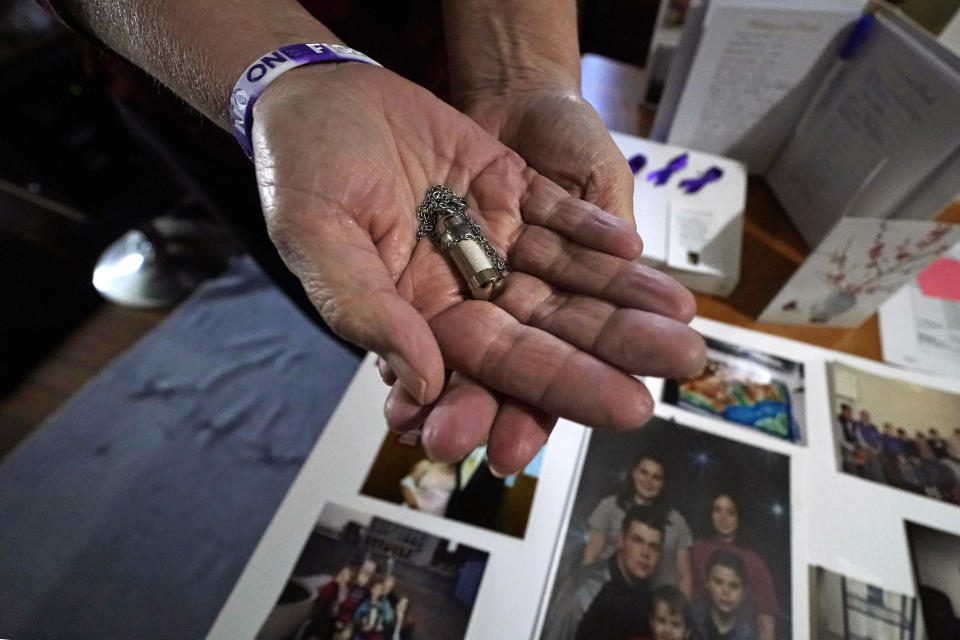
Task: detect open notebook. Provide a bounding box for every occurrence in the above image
[653,1,960,248]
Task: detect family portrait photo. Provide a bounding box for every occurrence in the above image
[828,362,960,506]
[809,565,917,640]
[541,416,792,640]
[361,432,542,538]
[256,502,488,640]
[662,337,806,442]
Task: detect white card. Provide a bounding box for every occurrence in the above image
[759,218,960,327]
[879,241,960,377]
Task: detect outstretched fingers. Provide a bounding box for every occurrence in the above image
[383,372,497,460]
[420,373,499,463]
[486,399,555,477]
[383,373,556,477]
[492,273,706,379]
[509,223,697,322]
[518,173,643,260]
[430,301,654,430]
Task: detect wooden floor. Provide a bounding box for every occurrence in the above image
[0,304,169,458]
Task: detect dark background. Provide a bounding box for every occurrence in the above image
[552,416,793,634]
[0,0,661,402]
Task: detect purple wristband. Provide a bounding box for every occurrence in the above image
[229,43,381,159]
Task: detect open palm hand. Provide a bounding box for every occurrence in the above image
[464,87,636,224]
[253,64,705,474]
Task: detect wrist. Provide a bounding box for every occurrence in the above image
[442,1,581,110]
[452,67,581,112]
[248,60,391,164]
[252,60,375,126]
[458,86,584,137]
[212,19,348,125]
[66,0,343,130]
[231,43,381,158]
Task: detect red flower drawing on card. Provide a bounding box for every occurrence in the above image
[808,223,958,322]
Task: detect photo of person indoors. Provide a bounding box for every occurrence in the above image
[42,0,708,483]
[379,576,398,612]
[948,427,960,461]
[332,560,377,640]
[916,430,948,500]
[835,403,863,475]
[690,492,779,640]
[931,451,960,505]
[351,580,395,640]
[582,453,693,595]
[442,445,508,531]
[306,570,419,640]
[897,428,926,494]
[830,399,960,505]
[301,566,355,640]
[390,597,414,640]
[692,551,756,640]
[880,423,906,488]
[542,505,664,640]
[629,584,694,640]
[399,459,456,516]
[855,410,884,482]
[928,428,949,460]
[375,576,415,640]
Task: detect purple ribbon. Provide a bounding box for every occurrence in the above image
[679,166,724,194]
[627,154,647,175]
[646,153,688,186]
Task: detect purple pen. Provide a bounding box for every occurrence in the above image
[794,13,875,135]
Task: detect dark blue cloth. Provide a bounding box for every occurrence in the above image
[691,598,757,640]
[881,434,904,456]
[857,421,882,450]
[0,257,362,639]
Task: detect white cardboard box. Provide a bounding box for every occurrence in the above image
[611,131,746,296]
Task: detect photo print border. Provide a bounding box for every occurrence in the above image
[359,432,543,539]
[905,520,960,640]
[827,360,960,508]
[809,564,918,640]
[662,336,806,443]
[255,501,490,640]
[541,415,792,640]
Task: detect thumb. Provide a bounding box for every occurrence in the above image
[585,140,636,228]
[276,220,445,406]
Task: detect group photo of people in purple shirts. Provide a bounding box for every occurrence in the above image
[541,417,792,640]
[830,363,960,506]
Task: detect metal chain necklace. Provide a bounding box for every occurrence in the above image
[415,185,509,299]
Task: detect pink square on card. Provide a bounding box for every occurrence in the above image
[917,258,960,302]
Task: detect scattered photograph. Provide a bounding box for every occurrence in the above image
[662,337,806,442]
[361,433,543,538]
[828,361,960,506]
[809,565,917,640]
[540,416,792,640]
[906,521,960,640]
[256,502,489,640]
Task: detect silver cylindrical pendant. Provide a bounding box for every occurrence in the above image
[435,212,505,300]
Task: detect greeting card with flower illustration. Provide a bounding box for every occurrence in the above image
[759,218,960,327]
